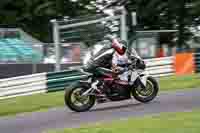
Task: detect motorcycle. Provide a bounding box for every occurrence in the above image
[64,40,159,112]
[64,0,159,112]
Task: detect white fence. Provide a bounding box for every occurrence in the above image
[0,56,175,100]
[145,56,174,77]
[0,73,47,100]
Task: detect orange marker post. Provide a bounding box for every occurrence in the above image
[174,52,196,75]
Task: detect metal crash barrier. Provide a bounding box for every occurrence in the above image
[0,56,174,100]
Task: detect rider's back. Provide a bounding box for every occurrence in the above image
[84,46,115,72]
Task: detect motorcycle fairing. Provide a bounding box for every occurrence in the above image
[130,70,148,87]
[130,71,138,83]
[140,75,148,87]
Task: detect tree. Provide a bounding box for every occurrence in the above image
[0,0,200,46]
[0,0,94,42]
[122,0,198,48]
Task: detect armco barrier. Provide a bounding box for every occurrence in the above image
[195,53,200,73]
[0,73,47,100]
[0,56,174,100]
[145,56,174,77]
[194,49,200,73]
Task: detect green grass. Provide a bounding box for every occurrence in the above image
[159,73,200,91]
[46,109,200,133]
[0,74,199,117]
[0,91,65,116]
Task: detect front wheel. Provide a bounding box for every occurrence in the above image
[64,83,96,112]
[132,76,159,103]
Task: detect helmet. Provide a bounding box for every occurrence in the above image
[112,38,127,55]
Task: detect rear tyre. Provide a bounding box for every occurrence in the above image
[64,83,96,112]
[132,76,159,103]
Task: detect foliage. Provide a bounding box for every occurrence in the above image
[0,0,93,42]
[125,0,200,47]
[0,0,200,45]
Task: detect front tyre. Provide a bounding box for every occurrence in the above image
[132,76,159,103]
[64,83,96,112]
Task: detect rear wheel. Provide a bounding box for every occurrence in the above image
[132,76,159,103]
[64,83,96,112]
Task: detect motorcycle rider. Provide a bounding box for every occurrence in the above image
[83,35,129,97]
[83,35,128,78]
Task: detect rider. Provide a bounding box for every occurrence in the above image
[83,35,128,80]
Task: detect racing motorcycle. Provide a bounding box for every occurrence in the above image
[64,38,159,112]
[64,0,159,112]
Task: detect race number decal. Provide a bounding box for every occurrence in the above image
[131,71,138,82]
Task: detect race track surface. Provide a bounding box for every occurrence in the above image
[0,88,200,133]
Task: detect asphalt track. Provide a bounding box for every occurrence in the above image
[0,88,200,133]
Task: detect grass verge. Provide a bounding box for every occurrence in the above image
[0,91,64,116]
[0,74,199,117]
[46,109,200,133]
[158,73,200,91]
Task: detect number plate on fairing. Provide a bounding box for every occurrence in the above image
[130,71,138,82]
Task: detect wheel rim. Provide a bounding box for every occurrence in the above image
[135,80,154,98]
[71,88,90,107]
